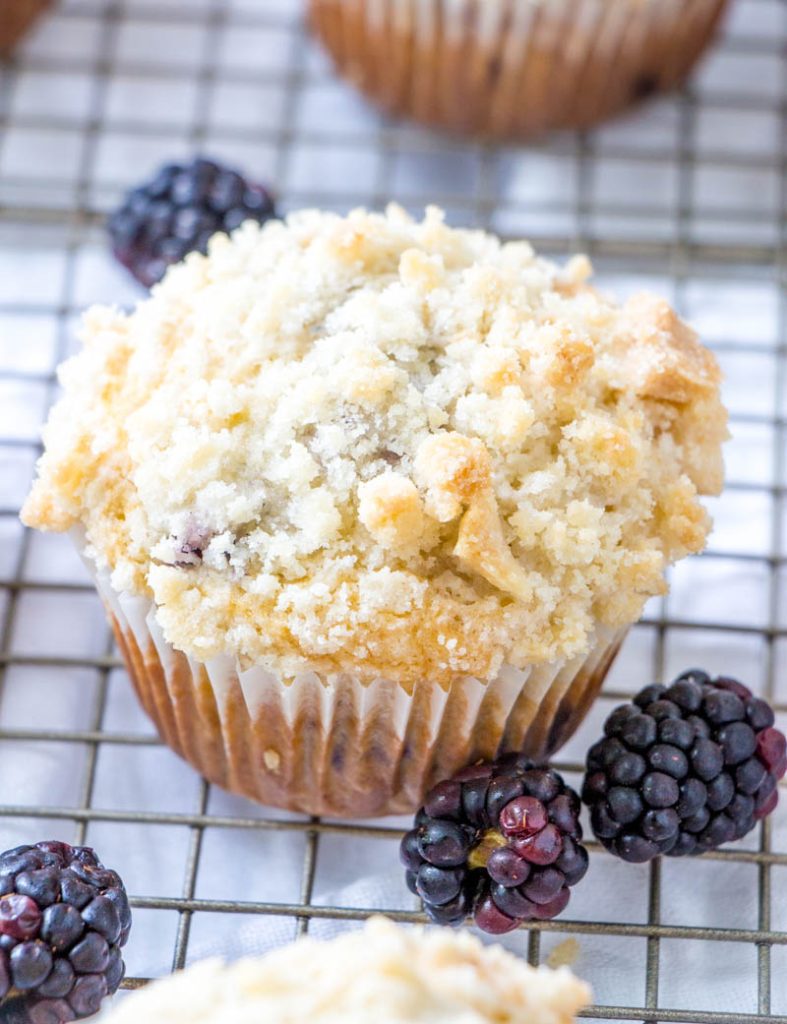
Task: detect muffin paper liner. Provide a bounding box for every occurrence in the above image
[75,532,625,817]
[308,0,728,140]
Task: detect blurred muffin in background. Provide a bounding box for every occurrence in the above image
[0,0,51,56]
[308,0,729,141]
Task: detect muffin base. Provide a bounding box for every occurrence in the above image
[88,559,625,817]
[0,0,50,56]
[111,611,624,817]
[308,0,729,141]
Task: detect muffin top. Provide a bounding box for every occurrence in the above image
[102,917,590,1024]
[23,206,726,685]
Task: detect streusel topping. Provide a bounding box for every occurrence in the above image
[22,206,726,684]
[102,916,590,1024]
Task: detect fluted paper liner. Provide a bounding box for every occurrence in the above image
[308,0,728,141]
[76,534,625,817]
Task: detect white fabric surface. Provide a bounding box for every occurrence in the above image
[0,1,785,1022]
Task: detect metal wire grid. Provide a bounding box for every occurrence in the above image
[0,0,785,1021]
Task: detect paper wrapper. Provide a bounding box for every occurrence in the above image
[308,0,728,141]
[78,537,625,817]
[0,0,51,56]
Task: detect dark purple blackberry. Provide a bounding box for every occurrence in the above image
[108,157,276,288]
[582,671,787,863]
[401,756,588,935]
[0,842,130,1022]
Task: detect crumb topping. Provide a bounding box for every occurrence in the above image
[22,205,727,684]
[102,916,591,1024]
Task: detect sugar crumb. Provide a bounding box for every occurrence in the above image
[22,206,727,685]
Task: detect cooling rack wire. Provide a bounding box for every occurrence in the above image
[0,1,786,1021]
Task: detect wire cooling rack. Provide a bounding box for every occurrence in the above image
[0,1,786,1021]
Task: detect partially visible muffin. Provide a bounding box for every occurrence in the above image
[309,0,729,141]
[0,0,50,56]
[101,917,591,1023]
[22,204,727,815]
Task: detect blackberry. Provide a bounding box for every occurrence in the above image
[583,671,787,862]
[108,157,276,288]
[401,756,588,935]
[0,842,130,1022]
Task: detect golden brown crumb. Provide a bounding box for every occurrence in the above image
[358,473,426,550]
[547,938,582,971]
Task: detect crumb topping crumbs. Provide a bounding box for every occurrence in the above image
[101,916,591,1024]
[22,205,727,684]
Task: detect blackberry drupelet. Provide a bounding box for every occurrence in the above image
[108,158,276,288]
[0,842,131,1023]
[401,756,588,935]
[582,671,787,863]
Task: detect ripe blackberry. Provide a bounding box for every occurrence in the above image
[582,671,787,863]
[0,842,130,1023]
[401,756,588,935]
[108,157,276,288]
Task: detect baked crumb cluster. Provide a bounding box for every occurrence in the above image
[23,206,726,684]
[103,916,590,1024]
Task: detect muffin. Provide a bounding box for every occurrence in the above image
[308,0,729,141]
[0,0,50,56]
[101,916,591,1023]
[22,205,727,816]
